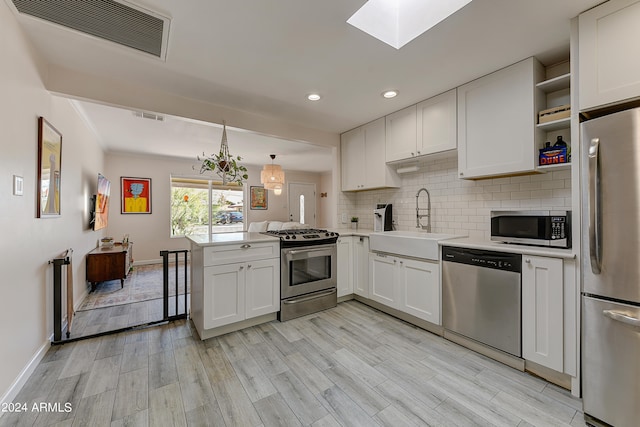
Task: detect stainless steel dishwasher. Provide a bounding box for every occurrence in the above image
[442,246,522,357]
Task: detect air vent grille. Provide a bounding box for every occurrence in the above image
[12,0,168,58]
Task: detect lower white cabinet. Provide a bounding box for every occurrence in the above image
[369,252,440,324]
[203,257,279,329]
[398,257,440,325]
[522,255,564,372]
[190,239,280,338]
[353,236,370,298]
[337,237,353,297]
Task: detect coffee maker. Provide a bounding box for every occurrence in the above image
[374,204,393,231]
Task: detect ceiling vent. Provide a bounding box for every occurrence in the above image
[133,111,164,121]
[11,0,170,60]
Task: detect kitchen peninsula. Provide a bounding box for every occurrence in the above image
[187,232,281,340]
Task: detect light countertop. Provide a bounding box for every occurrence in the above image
[328,228,376,237]
[439,237,576,259]
[186,232,280,247]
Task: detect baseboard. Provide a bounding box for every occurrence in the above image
[0,336,52,411]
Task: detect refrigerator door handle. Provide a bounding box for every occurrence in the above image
[588,138,602,274]
[603,309,640,329]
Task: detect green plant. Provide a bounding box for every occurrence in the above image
[198,151,248,185]
[351,217,359,222]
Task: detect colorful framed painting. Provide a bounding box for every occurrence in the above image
[121,177,152,214]
[250,186,267,210]
[37,117,62,217]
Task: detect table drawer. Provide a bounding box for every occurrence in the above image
[204,242,279,266]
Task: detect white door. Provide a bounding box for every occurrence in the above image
[336,237,353,297]
[399,258,440,325]
[369,253,398,308]
[245,258,279,319]
[288,182,316,226]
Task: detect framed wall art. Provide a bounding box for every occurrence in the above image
[121,177,152,214]
[250,186,267,210]
[37,117,62,217]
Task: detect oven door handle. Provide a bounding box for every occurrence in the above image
[285,247,335,257]
[282,288,337,305]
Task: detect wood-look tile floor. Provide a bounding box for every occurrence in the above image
[0,301,587,427]
[69,295,189,340]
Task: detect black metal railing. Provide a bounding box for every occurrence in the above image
[49,250,71,342]
[160,249,189,321]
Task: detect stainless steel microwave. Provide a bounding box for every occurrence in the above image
[490,210,571,248]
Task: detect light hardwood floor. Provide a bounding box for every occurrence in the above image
[0,301,587,427]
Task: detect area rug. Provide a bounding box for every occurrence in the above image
[77,263,188,311]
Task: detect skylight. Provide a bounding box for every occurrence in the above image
[347,0,473,49]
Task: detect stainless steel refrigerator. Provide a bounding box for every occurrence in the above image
[581,107,640,427]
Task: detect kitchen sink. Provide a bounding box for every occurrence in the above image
[369,230,465,260]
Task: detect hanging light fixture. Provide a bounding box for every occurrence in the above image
[261,154,285,194]
[196,121,248,185]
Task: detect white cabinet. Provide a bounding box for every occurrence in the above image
[341,118,401,191]
[369,253,398,307]
[385,105,417,162]
[203,263,245,329]
[353,236,370,298]
[204,257,279,329]
[190,239,280,339]
[457,57,544,179]
[522,255,564,372]
[579,0,640,111]
[398,257,440,325]
[337,237,353,297]
[245,258,280,318]
[385,90,457,163]
[416,89,457,156]
[369,252,440,324]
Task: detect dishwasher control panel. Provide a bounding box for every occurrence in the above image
[442,246,522,273]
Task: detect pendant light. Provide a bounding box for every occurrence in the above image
[261,154,285,195]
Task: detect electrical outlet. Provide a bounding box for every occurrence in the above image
[341,213,347,223]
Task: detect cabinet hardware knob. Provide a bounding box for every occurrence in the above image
[411,152,415,156]
[239,266,244,270]
[240,244,251,249]
[525,258,531,263]
[417,151,421,155]
[460,172,464,176]
[247,264,252,269]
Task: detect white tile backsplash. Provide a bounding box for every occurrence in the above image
[338,154,571,239]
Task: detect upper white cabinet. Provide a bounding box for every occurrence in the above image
[457,57,544,179]
[385,90,457,163]
[341,118,401,191]
[416,89,457,156]
[579,0,640,111]
[385,105,417,162]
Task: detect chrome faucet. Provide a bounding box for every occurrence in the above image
[416,188,431,232]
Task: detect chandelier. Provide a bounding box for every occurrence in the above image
[197,121,248,185]
[260,154,285,195]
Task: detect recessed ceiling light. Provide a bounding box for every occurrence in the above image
[382,90,398,99]
[307,93,321,101]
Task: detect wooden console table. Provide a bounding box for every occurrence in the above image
[86,243,133,292]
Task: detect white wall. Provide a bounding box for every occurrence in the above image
[104,155,326,262]
[0,1,105,403]
[338,153,572,237]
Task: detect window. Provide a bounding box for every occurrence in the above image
[299,194,305,224]
[170,176,244,237]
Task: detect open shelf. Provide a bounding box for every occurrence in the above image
[537,117,571,132]
[536,73,571,93]
[538,162,571,172]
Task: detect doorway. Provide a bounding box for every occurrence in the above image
[288,182,316,227]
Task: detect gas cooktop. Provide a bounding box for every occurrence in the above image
[262,228,339,244]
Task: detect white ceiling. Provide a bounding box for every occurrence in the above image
[8,0,602,172]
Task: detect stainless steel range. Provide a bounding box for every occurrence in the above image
[263,228,339,321]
